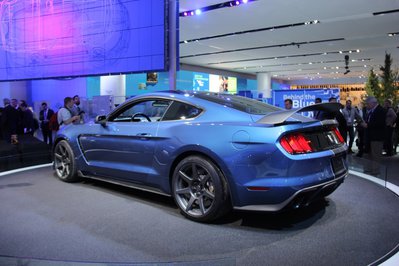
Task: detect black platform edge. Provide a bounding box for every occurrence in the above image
[1,167,398,265]
[0,254,235,266]
[348,170,399,266]
[0,135,52,172]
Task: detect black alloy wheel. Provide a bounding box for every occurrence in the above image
[172,156,230,222]
[54,140,79,182]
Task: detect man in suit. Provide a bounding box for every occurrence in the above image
[1,98,19,144]
[363,96,386,174]
[39,102,54,145]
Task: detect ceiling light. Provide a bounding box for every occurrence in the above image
[309,62,312,64]
[195,9,202,15]
[339,51,343,54]
[336,66,339,69]
[349,50,352,53]
[324,67,327,70]
[184,40,188,43]
[356,49,360,53]
[313,20,319,24]
[242,0,249,3]
[364,65,367,67]
[323,52,327,55]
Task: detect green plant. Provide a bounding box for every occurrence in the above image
[380,53,398,105]
[364,68,380,101]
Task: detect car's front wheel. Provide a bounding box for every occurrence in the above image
[54,140,79,182]
[172,156,230,222]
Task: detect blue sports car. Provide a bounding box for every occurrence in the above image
[53,91,347,222]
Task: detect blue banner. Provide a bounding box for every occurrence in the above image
[273,89,340,117]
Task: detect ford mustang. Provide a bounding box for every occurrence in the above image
[53,91,347,222]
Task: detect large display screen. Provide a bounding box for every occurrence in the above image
[0,0,167,81]
[209,74,237,93]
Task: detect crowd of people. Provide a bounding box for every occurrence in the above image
[0,95,84,145]
[284,96,399,161]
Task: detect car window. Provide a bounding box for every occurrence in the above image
[162,101,202,121]
[109,99,171,122]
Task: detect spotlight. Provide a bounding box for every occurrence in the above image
[183,12,188,16]
[195,9,202,15]
[242,0,249,3]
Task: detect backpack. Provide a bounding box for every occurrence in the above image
[48,112,59,131]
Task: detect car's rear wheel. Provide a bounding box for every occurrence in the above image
[172,156,230,222]
[54,140,79,182]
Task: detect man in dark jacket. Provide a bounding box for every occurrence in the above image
[39,102,54,145]
[1,98,19,143]
[363,96,386,174]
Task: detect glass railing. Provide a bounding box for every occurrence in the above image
[347,154,393,188]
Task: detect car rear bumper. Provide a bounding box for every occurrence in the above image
[233,172,346,212]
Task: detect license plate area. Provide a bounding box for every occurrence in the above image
[331,156,346,175]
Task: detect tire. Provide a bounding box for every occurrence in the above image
[172,156,231,222]
[53,140,79,182]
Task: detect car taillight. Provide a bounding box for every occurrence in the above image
[333,128,345,143]
[280,133,314,154]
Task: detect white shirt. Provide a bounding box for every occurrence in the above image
[57,108,72,129]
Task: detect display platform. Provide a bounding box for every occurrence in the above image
[0,166,398,265]
[0,135,51,172]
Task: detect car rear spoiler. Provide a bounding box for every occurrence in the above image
[257,103,342,125]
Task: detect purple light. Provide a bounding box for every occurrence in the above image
[183,12,187,16]
[190,11,194,16]
[236,1,240,5]
[242,0,249,3]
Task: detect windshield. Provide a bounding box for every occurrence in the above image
[194,93,281,115]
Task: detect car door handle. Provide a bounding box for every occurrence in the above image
[136,133,152,139]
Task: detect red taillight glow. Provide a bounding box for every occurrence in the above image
[333,128,345,143]
[280,133,314,154]
[247,186,271,191]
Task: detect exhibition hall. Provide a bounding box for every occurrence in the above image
[0,0,399,265]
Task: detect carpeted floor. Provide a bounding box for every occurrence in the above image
[0,167,398,265]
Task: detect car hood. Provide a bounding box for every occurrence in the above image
[255,103,342,125]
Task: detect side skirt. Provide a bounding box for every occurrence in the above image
[77,171,171,197]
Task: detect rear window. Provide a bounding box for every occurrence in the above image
[194,93,281,115]
[162,101,202,121]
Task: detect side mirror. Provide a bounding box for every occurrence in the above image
[95,115,107,127]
